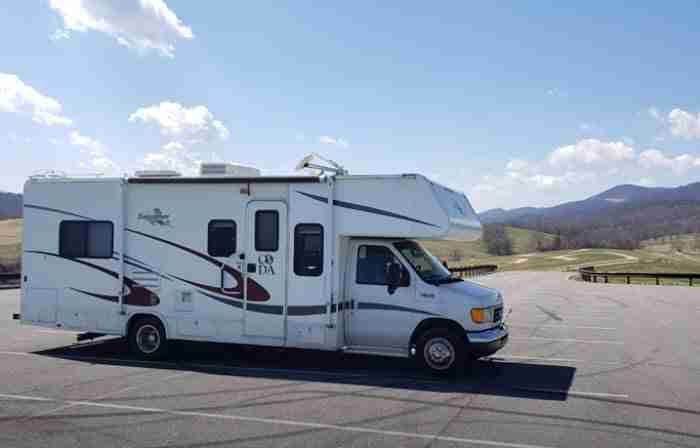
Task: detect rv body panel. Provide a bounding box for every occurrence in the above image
[20,172,506,361]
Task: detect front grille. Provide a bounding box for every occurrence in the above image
[493,306,503,322]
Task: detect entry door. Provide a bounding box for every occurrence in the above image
[347,241,416,348]
[244,201,288,338]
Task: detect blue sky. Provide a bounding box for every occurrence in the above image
[2,1,699,211]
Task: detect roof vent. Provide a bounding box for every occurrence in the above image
[200,163,261,177]
[134,170,182,178]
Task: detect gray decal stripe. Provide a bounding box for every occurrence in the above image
[198,290,282,315]
[357,302,438,316]
[297,191,439,228]
[70,288,118,303]
[24,204,94,220]
[287,305,326,316]
[26,250,119,279]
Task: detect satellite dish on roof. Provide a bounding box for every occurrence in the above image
[295,153,348,175]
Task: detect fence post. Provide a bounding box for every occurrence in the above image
[656,277,660,286]
[605,276,608,283]
[691,278,694,287]
[626,276,630,285]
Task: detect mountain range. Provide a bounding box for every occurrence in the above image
[0,192,22,219]
[479,182,700,247]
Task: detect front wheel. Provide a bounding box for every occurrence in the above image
[415,328,465,376]
[128,316,169,360]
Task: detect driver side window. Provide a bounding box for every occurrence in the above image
[356,245,410,286]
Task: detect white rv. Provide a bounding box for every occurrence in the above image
[18,159,507,374]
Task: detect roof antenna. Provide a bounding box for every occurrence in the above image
[295,153,348,176]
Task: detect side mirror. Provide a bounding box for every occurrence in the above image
[386,261,402,295]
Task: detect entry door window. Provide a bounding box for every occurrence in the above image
[255,210,279,252]
[356,245,409,286]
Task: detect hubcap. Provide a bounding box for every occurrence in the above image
[136,324,161,354]
[424,337,455,370]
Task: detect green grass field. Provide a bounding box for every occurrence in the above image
[0,219,21,267]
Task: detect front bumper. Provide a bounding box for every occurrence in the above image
[466,323,508,358]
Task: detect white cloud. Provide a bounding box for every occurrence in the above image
[0,73,72,126]
[638,149,700,175]
[548,139,635,167]
[648,107,662,122]
[69,130,105,155]
[668,108,700,140]
[505,159,529,172]
[129,102,229,142]
[50,28,71,41]
[637,177,656,187]
[546,88,567,98]
[141,141,202,175]
[49,0,193,57]
[319,135,349,148]
[69,130,120,175]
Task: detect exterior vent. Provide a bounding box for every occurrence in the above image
[200,163,261,177]
[134,170,182,178]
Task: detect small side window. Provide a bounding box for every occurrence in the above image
[356,245,409,286]
[255,210,279,252]
[59,221,113,258]
[294,224,323,276]
[208,220,236,257]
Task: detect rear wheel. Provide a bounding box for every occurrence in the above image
[416,328,465,376]
[128,316,168,360]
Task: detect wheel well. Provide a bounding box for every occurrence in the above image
[409,318,465,351]
[126,313,167,339]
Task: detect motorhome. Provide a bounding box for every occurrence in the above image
[17,156,507,374]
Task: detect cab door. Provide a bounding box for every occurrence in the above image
[244,201,287,338]
[346,240,416,348]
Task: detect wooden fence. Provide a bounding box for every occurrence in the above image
[579,266,699,287]
[449,264,498,278]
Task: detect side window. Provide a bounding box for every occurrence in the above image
[255,210,279,252]
[294,224,323,276]
[59,221,113,258]
[356,245,409,286]
[208,220,236,257]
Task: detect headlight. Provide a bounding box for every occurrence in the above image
[470,307,494,323]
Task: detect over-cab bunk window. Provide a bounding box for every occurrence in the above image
[208,220,237,257]
[294,224,323,277]
[59,221,114,259]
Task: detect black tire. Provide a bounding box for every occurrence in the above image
[128,316,169,360]
[415,327,465,376]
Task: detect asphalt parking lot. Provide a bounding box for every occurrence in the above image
[1,271,699,448]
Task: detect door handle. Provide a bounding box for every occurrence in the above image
[420,293,435,298]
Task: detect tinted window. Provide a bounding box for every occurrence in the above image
[59,221,113,258]
[255,210,279,252]
[208,220,236,257]
[356,245,409,286]
[294,224,323,276]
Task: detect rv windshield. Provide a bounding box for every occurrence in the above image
[393,240,459,285]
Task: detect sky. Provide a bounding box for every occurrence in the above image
[1,1,699,212]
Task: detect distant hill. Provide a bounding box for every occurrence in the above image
[479,182,700,248]
[0,192,22,219]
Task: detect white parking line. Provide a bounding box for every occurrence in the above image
[511,337,623,345]
[33,371,193,417]
[508,324,616,330]
[492,355,623,365]
[515,387,629,399]
[0,392,555,448]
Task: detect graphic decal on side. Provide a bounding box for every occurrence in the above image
[25,250,160,307]
[126,228,270,301]
[296,191,439,228]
